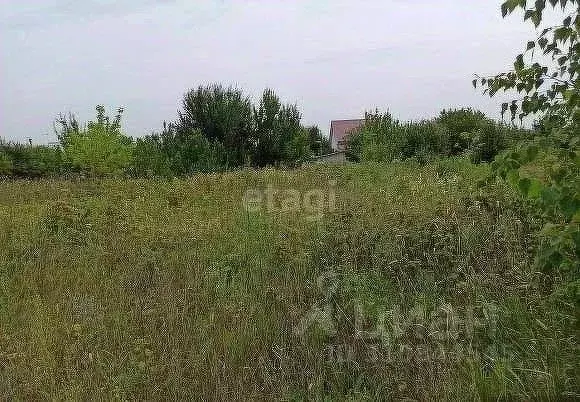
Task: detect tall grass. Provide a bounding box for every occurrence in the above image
[0,161,577,400]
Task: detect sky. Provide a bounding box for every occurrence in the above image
[0,0,546,143]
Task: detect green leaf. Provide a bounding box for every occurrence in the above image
[502,0,524,17]
[554,27,571,42]
[525,9,536,21]
[538,37,549,49]
[501,102,509,119]
[559,196,579,220]
[514,54,525,71]
[540,187,559,205]
[531,11,542,27]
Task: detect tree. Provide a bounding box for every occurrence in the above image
[54,112,80,149]
[306,125,332,156]
[277,102,307,163]
[158,122,227,174]
[252,89,284,166]
[475,0,579,301]
[177,84,253,167]
[131,134,173,177]
[476,0,579,129]
[252,89,308,166]
[284,128,312,164]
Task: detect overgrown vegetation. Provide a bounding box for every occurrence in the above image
[0,85,332,178]
[346,108,532,164]
[0,141,64,178]
[475,0,579,305]
[0,1,578,400]
[0,162,577,400]
[64,106,133,176]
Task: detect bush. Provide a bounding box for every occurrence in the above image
[398,121,448,162]
[348,109,531,164]
[130,135,173,177]
[2,86,329,178]
[66,132,133,176]
[467,121,507,163]
[348,111,401,162]
[348,111,449,163]
[0,149,13,176]
[306,126,332,156]
[283,128,312,165]
[174,85,315,169]
[436,108,487,155]
[0,142,65,178]
[64,106,133,177]
[251,89,312,166]
[160,124,228,174]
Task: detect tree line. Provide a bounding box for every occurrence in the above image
[346,108,534,164]
[0,85,332,178]
[0,86,534,179]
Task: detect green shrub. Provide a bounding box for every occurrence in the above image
[398,121,448,161]
[252,89,311,166]
[130,135,173,177]
[306,125,332,156]
[467,121,507,163]
[348,111,449,163]
[348,109,529,164]
[349,111,402,162]
[0,142,65,177]
[161,125,228,174]
[66,129,132,176]
[0,149,13,175]
[283,127,312,165]
[64,106,133,176]
[436,108,487,155]
[174,85,315,169]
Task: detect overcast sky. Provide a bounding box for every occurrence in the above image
[1,1,542,143]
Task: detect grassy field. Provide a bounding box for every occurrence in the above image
[0,160,578,400]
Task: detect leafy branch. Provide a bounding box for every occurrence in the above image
[477,0,579,303]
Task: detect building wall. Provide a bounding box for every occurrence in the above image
[330,119,364,151]
[311,152,348,164]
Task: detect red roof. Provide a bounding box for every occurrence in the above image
[330,119,364,151]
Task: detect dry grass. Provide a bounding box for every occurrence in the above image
[0,160,577,400]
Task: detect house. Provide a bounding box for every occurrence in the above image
[329,119,364,151]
